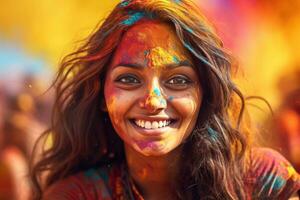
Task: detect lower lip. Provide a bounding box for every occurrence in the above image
[130,120,178,137]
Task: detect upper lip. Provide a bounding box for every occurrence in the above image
[130,116,176,122]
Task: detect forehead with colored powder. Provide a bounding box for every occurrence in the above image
[110,20,192,68]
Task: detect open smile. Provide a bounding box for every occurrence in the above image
[129,117,178,136]
[134,119,172,129]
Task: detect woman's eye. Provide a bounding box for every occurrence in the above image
[166,76,191,85]
[115,75,140,84]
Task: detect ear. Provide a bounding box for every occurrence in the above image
[100,98,108,112]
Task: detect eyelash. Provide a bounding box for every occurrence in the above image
[115,74,140,84]
[166,75,192,85]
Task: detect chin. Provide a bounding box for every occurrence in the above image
[139,149,171,157]
[134,142,175,157]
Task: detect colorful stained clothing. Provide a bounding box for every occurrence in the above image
[43,148,300,200]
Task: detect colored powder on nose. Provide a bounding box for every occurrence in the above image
[146,97,161,108]
[159,98,167,106]
[153,87,161,96]
[145,86,167,109]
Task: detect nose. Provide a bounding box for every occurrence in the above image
[139,79,167,113]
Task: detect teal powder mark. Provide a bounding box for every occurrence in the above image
[122,11,147,26]
[172,55,180,64]
[119,0,130,7]
[185,26,194,34]
[261,174,286,191]
[207,127,218,141]
[168,96,174,101]
[98,169,109,183]
[183,42,213,67]
[153,87,161,96]
[160,99,167,106]
[84,169,101,181]
[173,0,182,3]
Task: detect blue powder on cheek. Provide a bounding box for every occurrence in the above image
[173,0,182,3]
[122,11,146,26]
[168,96,174,101]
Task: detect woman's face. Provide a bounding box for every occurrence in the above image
[104,20,202,156]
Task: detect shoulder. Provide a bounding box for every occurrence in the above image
[245,147,300,199]
[43,165,119,200]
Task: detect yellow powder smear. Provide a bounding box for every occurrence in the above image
[146,46,179,69]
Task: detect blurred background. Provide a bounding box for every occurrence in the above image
[0,0,299,199]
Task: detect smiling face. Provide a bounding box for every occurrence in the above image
[104,20,202,156]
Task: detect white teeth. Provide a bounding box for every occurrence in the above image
[152,121,159,129]
[134,119,172,129]
[145,121,152,129]
[141,120,144,128]
[159,121,163,127]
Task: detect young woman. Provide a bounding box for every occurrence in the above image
[30,0,300,199]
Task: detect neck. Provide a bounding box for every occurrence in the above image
[124,145,182,199]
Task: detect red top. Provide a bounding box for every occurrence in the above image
[43,148,300,200]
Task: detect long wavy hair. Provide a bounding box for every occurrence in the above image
[30,0,252,199]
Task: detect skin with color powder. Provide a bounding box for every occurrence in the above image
[103,20,202,198]
[104,20,202,158]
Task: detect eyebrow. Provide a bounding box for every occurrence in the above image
[114,60,193,69]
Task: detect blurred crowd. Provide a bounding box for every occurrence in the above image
[263,68,300,172]
[0,74,53,199]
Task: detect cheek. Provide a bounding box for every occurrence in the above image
[104,81,138,125]
[104,79,123,124]
[170,92,202,120]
